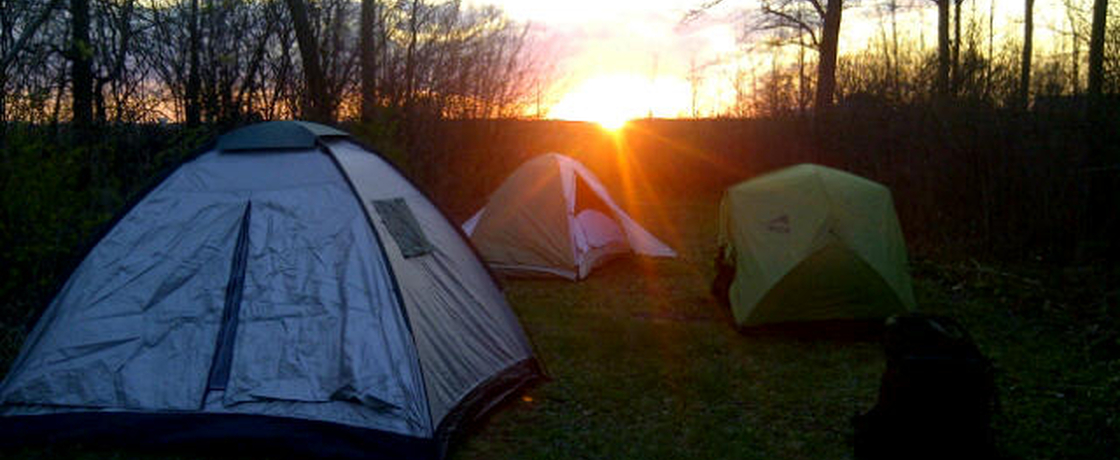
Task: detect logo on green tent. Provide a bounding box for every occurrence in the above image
[766,215,790,234]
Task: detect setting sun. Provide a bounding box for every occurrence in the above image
[548,74,691,129]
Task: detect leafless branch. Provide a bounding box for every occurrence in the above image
[1,0,64,71]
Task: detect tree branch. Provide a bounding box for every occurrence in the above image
[1,0,65,72]
[681,0,727,25]
[807,0,826,19]
[760,5,820,48]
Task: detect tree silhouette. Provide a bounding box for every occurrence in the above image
[685,0,846,111]
[69,0,93,132]
[284,0,330,123]
[1088,0,1108,102]
[1020,0,1034,109]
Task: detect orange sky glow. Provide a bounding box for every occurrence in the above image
[469,0,1075,124]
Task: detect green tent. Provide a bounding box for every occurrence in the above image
[717,164,916,327]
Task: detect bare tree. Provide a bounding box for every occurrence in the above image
[0,0,62,68]
[70,0,93,131]
[689,57,702,117]
[404,0,424,117]
[934,0,950,98]
[143,0,283,124]
[2,0,538,127]
[1062,0,1085,94]
[1107,1,1120,94]
[816,0,842,109]
[284,0,330,122]
[685,0,845,110]
[90,0,140,123]
[185,0,200,126]
[360,0,378,122]
[987,0,994,95]
[0,0,64,127]
[951,0,963,94]
[730,66,753,116]
[751,0,844,109]
[876,0,903,99]
[1020,0,1034,109]
[1088,0,1108,100]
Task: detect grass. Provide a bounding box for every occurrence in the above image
[452,196,881,460]
[452,195,1118,460]
[908,260,1120,460]
[3,195,1117,459]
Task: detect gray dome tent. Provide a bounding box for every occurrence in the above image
[0,121,542,459]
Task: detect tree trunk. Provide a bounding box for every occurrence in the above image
[935,0,950,99]
[1088,0,1107,100]
[360,0,377,122]
[987,0,994,97]
[70,0,93,132]
[1063,0,1083,93]
[1020,0,1034,110]
[405,0,420,112]
[891,0,899,98]
[104,0,134,123]
[1084,0,1111,261]
[814,0,842,111]
[952,0,962,94]
[186,0,201,126]
[284,0,330,123]
[798,33,807,113]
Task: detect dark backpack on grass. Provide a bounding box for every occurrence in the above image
[853,314,998,460]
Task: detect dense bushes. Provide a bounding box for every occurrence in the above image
[0,124,212,339]
[419,106,1118,263]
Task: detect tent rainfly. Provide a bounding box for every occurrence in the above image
[0,121,542,459]
[463,153,676,280]
[717,164,917,327]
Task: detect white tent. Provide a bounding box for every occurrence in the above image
[463,153,676,280]
[0,121,542,459]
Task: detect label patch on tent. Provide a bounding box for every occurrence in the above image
[766,214,791,234]
[373,198,433,258]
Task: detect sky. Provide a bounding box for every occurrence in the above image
[468,0,1074,123]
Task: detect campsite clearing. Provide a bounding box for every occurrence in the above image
[2,195,1115,460]
[453,195,1118,460]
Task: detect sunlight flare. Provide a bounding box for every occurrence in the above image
[548,74,691,128]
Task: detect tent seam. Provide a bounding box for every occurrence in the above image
[318,141,436,438]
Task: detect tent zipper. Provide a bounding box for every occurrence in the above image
[205,201,253,394]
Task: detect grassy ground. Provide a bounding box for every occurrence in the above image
[452,195,1118,460]
[3,195,1117,459]
[454,196,884,460]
